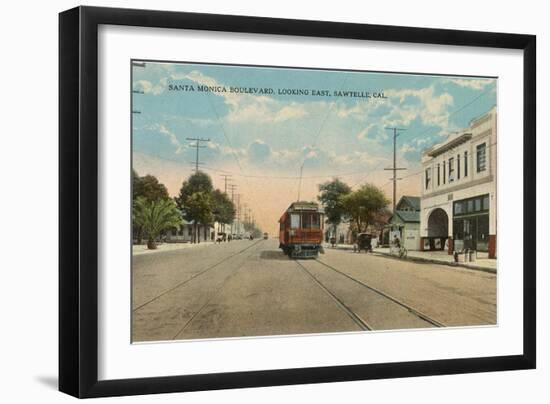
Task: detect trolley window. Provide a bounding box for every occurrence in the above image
[298,213,321,229]
[290,214,300,229]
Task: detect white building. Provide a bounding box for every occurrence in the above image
[420,106,497,258]
[165,220,217,243]
[388,196,421,251]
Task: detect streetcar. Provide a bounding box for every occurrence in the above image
[278,201,324,258]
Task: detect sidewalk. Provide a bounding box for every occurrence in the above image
[373,247,497,273]
[132,241,216,256]
[324,243,496,273]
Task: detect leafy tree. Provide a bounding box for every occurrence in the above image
[175,171,214,210]
[175,171,215,243]
[211,189,235,230]
[133,197,183,249]
[132,170,170,244]
[184,192,214,243]
[133,170,169,202]
[318,178,352,234]
[341,183,389,235]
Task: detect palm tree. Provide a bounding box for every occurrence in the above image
[133,197,183,249]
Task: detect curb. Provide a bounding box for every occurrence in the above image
[372,251,497,274]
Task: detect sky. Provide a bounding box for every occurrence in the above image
[132,61,497,235]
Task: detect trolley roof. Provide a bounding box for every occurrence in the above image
[286,201,321,212]
[279,201,324,223]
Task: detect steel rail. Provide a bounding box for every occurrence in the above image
[133,239,265,312]
[313,258,446,328]
[172,242,264,340]
[294,260,372,331]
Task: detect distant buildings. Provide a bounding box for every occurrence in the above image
[165,220,216,243]
[420,107,497,258]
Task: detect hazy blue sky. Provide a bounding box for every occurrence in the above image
[132,61,496,232]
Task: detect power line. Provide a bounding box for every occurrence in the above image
[400,87,495,142]
[384,127,407,213]
[204,93,245,172]
[296,74,350,201]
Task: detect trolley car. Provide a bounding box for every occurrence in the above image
[279,201,324,258]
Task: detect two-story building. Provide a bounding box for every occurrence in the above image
[420,106,497,258]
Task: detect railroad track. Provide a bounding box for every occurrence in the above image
[133,239,265,312]
[294,260,373,331]
[171,243,263,340]
[295,258,445,330]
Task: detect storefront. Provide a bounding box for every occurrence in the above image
[452,194,490,252]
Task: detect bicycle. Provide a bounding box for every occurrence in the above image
[398,245,407,259]
[390,245,407,259]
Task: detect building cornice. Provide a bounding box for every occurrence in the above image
[426,133,472,157]
[422,175,494,200]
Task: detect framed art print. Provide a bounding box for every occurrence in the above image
[59,6,536,398]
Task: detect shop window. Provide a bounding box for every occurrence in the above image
[454,202,463,215]
[483,195,490,211]
[475,198,482,211]
[454,195,490,217]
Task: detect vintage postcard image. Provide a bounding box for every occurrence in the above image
[131,61,497,342]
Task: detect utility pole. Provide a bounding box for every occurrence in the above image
[235,194,241,236]
[220,174,232,194]
[297,163,305,201]
[384,127,407,213]
[186,137,210,173]
[228,184,237,235]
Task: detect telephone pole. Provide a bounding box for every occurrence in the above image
[220,174,232,194]
[243,203,248,224]
[186,137,210,173]
[228,185,237,234]
[235,194,241,235]
[384,127,407,213]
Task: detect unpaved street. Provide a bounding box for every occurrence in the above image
[132,239,496,342]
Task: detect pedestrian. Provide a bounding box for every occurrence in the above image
[393,234,401,249]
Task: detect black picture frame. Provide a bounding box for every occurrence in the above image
[59,6,536,398]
